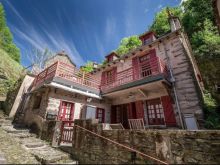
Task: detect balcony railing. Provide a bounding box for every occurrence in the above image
[101,56,168,92]
[32,61,101,90]
[32,56,168,93]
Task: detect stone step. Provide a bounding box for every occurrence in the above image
[2,125,30,134]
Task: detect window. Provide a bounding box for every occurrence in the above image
[107,55,113,63]
[33,95,42,109]
[139,54,152,77]
[86,106,96,119]
[106,69,114,84]
[96,108,105,123]
[146,99,165,125]
[58,101,75,121]
[144,38,152,45]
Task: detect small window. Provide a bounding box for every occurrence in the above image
[144,38,152,45]
[33,95,42,109]
[96,108,105,123]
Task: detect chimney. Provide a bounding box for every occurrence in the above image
[167,8,181,31]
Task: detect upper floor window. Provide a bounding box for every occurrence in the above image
[139,31,156,45]
[105,52,119,63]
[101,67,117,85]
[144,38,152,45]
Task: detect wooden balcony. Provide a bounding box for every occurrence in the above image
[32,56,169,96]
[100,56,169,94]
[32,61,101,95]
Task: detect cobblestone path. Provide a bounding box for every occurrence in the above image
[0,118,77,164]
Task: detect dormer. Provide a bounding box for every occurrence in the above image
[139,31,156,45]
[105,52,119,63]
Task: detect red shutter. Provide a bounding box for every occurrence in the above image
[101,71,106,85]
[132,57,139,80]
[161,96,177,126]
[149,49,158,75]
[70,103,75,121]
[112,67,117,82]
[135,101,144,119]
[127,103,133,119]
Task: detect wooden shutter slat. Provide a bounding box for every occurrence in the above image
[161,96,177,126]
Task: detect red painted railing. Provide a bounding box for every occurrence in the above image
[33,61,101,90]
[32,56,168,92]
[101,56,168,91]
[60,121,74,144]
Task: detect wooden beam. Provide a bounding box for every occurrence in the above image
[138,89,147,97]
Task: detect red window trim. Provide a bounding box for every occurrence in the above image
[58,100,75,121]
[96,108,105,123]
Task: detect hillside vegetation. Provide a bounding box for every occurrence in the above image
[0,48,23,96]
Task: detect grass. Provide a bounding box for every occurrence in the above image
[0,48,23,96]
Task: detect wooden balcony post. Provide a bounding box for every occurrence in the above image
[54,61,59,77]
[82,71,85,85]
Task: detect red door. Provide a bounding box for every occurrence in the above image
[96,108,105,123]
[146,99,165,125]
[58,101,75,121]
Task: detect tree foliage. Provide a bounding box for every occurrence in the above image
[150,7,182,36]
[81,61,94,73]
[181,0,215,39]
[115,35,142,56]
[0,3,20,63]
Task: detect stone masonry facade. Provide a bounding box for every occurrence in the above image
[71,119,220,164]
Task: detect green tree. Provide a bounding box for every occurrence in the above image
[181,0,215,39]
[116,35,142,56]
[150,7,182,36]
[191,19,220,92]
[0,3,20,62]
[81,61,94,73]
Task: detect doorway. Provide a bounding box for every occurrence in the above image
[146,98,165,125]
[111,103,137,129]
[58,101,75,121]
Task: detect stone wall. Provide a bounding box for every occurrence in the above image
[71,119,220,164]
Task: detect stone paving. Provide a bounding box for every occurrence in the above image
[0,118,77,164]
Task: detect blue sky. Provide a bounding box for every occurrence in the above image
[0,0,181,67]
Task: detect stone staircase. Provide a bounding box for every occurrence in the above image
[0,119,78,164]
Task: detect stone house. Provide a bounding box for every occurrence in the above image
[12,14,204,137]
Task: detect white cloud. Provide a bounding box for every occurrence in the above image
[42,26,85,66]
[7,2,85,66]
[5,1,26,24]
[105,15,116,43]
[11,25,46,51]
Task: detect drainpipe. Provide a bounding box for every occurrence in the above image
[162,41,185,129]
